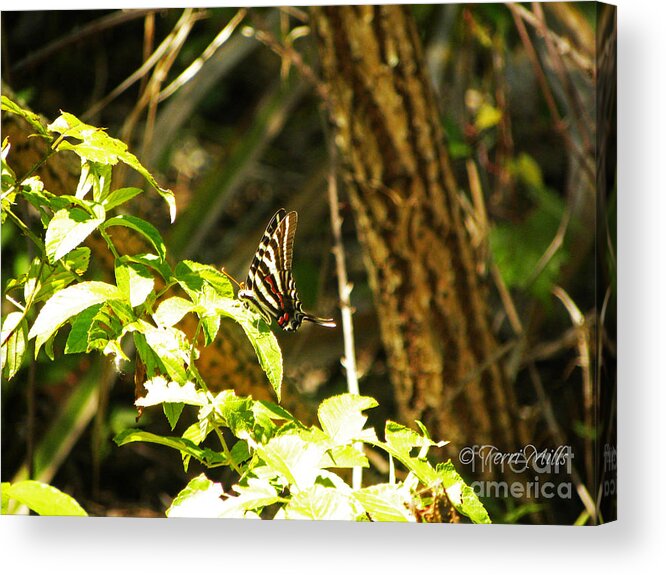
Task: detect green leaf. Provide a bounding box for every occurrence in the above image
[512,152,544,190]
[123,253,172,282]
[45,205,105,263]
[1,311,28,380]
[15,248,90,306]
[1,96,50,137]
[368,421,447,486]
[141,325,190,384]
[134,377,205,408]
[153,296,194,327]
[475,102,502,131]
[102,187,143,211]
[181,421,209,472]
[216,298,282,400]
[437,460,491,524]
[102,215,167,261]
[76,160,112,202]
[318,393,378,445]
[321,445,369,469]
[166,474,225,518]
[164,403,184,430]
[28,281,122,356]
[1,141,17,222]
[4,480,87,516]
[64,304,103,354]
[384,421,444,455]
[115,260,155,308]
[217,477,280,517]
[353,484,415,522]
[201,314,221,346]
[256,434,325,491]
[229,440,251,467]
[1,482,10,514]
[175,260,234,299]
[114,429,226,467]
[48,112,176,221]
[208,391,257,440]
[489,200,568,303]
[283,484,360,520]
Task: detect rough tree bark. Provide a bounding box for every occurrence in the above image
[311,5,526,450]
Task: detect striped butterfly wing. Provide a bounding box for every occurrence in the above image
[239,209,335,331]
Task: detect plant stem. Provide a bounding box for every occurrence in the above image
[3,207,45,255]
[326,138,362,489]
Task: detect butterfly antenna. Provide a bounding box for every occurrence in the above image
[220,267,244,289]
[303,313,337,328]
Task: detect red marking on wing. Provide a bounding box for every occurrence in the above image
[277,313,289,326]
[265,276,285,309]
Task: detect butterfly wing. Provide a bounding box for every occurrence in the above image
[240,209,335,331]
[244,208,287,291]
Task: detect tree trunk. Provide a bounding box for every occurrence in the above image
[311,5,525,451]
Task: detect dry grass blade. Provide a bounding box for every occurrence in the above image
[552,285,593,490]
[158,9,247,102]
[83,9,202,122]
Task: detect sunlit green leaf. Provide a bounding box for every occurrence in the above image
[153,296,194,328]
[44,205,105,263]
[141,324,190,384]
[318,393,378,445]
[64,303,103,354]
[48,112,176,221]
[5,480,87,516]
[216,298,282,400]
[102,187,143,211]
[208,391,256,440]
[135,376,205,408]
[353,484,415,522]
[28,281,122,356]
[115,260,154,308]
[475,102,502,131]
[216,477,280,517]
[283,484,360,520]
[256,434,325,490]
[1,311,28,380]
[114,429,226,467]
[123,253,172,282]
[166,474,225,518]
[175,260,234,299]
[321,445,369,469]
[102,215,167,261]
[437,460,491,524]
[1,95,49,137]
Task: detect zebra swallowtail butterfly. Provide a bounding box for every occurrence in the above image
[238,209,336,331]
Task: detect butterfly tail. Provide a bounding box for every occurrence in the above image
[302,313,336,328]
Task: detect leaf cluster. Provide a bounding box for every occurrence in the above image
[1,97,488,523]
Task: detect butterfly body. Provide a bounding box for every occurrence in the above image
[238,209,336,332]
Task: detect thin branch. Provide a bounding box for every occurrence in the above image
[326,137,362,490]
[531,3,593,154]
[552,285,594,488]
[507,3,594,78]
[526,208,571,288]
[12,9,159,74]
[507,3,595,185]
[248,15,330,106]
[528,362,597,523]
[327,162,359,396]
